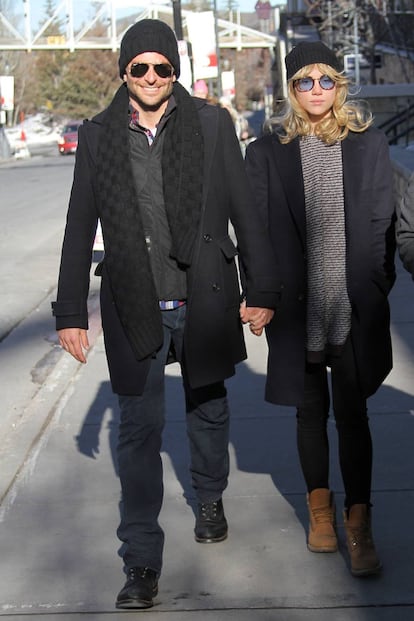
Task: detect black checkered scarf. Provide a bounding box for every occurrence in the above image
[95,81,204,361]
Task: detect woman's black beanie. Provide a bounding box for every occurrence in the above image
[119,19,180,78]
[285,41,342,80]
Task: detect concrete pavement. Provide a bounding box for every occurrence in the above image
[1,260,414,620]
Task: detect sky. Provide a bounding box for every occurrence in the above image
[25,0,274,31]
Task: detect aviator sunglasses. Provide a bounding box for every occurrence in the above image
[129,62,174,79]
[294,75,336,92]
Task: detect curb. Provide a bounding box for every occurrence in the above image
[0,295,102,515]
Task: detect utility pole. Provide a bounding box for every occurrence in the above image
[327,0,333,49]
[213,0,222,98]
[353,4,360,86]
[172,0,183,41]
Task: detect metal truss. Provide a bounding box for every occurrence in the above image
[0,1,276,52]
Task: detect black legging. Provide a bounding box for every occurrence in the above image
[296,338,373,509]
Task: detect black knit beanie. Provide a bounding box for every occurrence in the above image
[119,19,180,78]
[285,41,342,80]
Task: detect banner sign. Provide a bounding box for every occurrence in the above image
[177,39,192,93]
[221,70,235,99]
[0,76,14,111]
[186,11,218,80]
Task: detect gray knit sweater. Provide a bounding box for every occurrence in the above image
[299,135,352,362]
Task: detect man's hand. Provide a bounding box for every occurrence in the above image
[58,328,89,363]
[240,301,274,336]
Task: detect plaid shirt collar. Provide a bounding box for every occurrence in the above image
[128,95,177,144]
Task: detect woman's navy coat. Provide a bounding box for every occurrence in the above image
[245,127,396,406]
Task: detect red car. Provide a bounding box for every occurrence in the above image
[57,121,82,155]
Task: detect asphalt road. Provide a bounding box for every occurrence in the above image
[0,151,75,340]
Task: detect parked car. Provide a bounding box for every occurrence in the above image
[57,121,82,155]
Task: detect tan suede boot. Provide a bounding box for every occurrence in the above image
[343,504,382,576]
[307,488,338,552]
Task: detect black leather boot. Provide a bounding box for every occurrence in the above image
[194,499,228,543]
[116,567,158,609]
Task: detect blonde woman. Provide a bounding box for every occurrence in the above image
[244,41,395,576]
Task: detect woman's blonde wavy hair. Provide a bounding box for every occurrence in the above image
[270,63,373,144]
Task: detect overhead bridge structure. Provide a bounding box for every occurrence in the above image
[0,0,276,52]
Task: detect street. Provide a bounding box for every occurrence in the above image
[0,152,75,340]
[0,152,101,509]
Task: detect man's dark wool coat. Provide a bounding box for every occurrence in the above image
[245,127,396,406]
[53,95,280,395]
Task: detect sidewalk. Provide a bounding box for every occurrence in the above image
[0,261,414,620]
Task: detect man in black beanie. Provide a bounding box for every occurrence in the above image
[52,18,279,609]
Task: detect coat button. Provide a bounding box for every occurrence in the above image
[212,283,221,292]
[298,293,304,301]
[203,233,213,242]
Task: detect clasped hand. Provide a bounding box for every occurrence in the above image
[239,301,274,336]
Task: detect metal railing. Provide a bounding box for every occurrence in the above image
[0,2,276,52]
[378,102,414,146]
